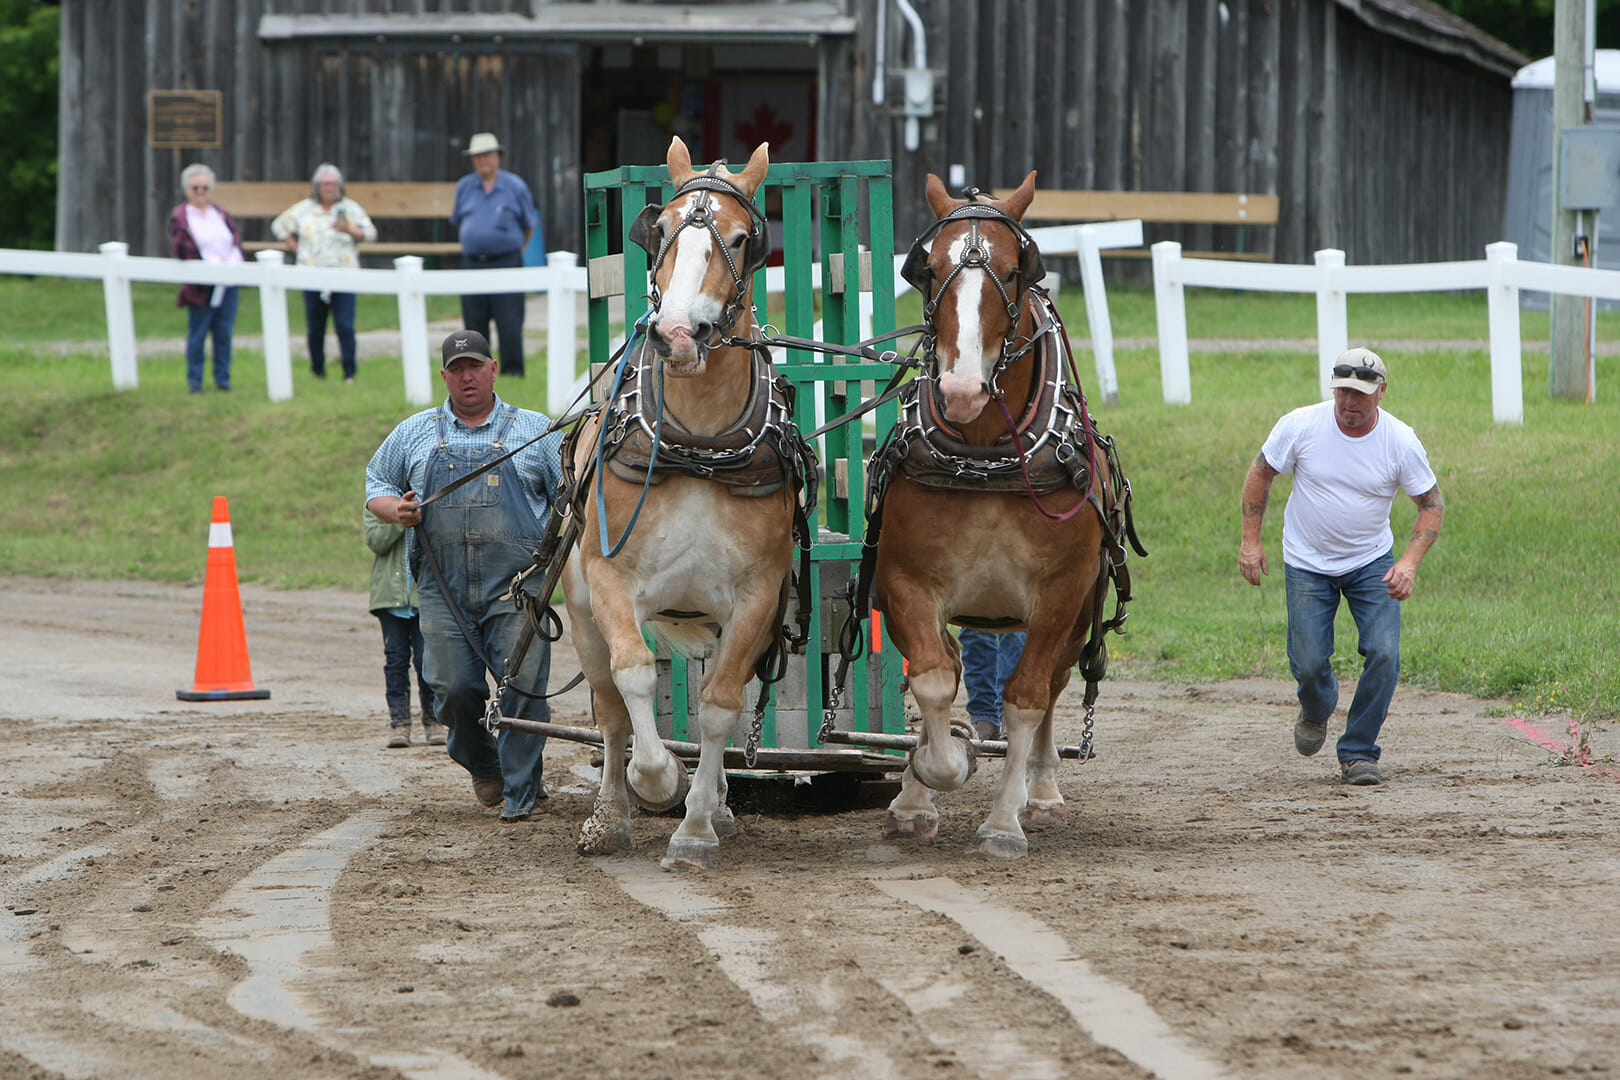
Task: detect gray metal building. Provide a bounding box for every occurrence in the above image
[57,0,1525,264]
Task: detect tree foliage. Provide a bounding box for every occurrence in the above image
[0,0,59,250]
[1437,0,1620,62]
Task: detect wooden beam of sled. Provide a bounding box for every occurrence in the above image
[495,716,908,772]
[818,727,1092,760]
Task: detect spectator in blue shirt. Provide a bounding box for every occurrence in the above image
[450,132,542,377]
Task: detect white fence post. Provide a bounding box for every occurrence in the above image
[394,256,433,406]
[98,242,137,390]
[1151,241,1191,404]
[1314,248,1348,399]
[546,251,579,416]
[254,250,293,402]
[1485,241,1524,425]
[1076,225,1120,406]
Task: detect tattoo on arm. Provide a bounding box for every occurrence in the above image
[1416,486,1445,512]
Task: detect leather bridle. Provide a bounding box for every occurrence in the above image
[900,192,1047,397]
[629,167,771,353]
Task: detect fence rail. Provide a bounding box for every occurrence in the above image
[0,219,1145,415]
[1151,240,1606,425]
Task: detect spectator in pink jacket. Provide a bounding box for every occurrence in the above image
[167,163,245,394]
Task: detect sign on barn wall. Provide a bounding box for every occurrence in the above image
[147,91,222,149]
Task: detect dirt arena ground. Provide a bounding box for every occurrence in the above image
[3,576,1617,1080]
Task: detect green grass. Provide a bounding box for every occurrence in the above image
[2,280,1615,719]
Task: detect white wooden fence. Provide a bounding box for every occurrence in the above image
[1152,239,1608,425]
[0,219,1145,416]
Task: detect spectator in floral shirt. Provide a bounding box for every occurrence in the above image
[272,163,377,383]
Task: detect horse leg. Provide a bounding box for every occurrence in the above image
[1019,699,1067,828]
[661,591,778,871]
[1020,667,1072,828]
[588,584,687,818]
[970,635,1062,859]
[564,566,634,855]
[883,614,967,838]
[883,764,942,840]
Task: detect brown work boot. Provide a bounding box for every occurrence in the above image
[423,718,447,745]
[472,777,504,807]
[386,724,411,749]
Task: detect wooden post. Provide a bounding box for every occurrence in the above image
[546,251,579,417]
[98,242,137,391]
[1151,241,1191,405]
[1551,0,1592,400]
[393,256,432,407]
[1486,242,1525,425]
[1313,248,1348,399]
[254,250,293,402]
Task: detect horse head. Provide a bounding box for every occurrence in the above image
[630,136,770,376]
[903,171,1043,425]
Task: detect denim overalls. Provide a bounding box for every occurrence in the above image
[417,405,550,815]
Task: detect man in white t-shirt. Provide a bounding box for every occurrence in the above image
[1238,348,1445,785]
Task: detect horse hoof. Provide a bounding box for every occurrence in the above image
[632,763,690,812]
[968,826,1029,860]
[712,806,738,839]
[660,838,719,871]
[576,812,632,856]
[883,809,939,841]
[1019,800,1067,828]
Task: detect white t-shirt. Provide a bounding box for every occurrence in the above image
[185,204,243,265]
[1260,400,1437,576]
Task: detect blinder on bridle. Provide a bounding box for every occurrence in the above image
[901,189,1047,393]
[628,163,771,342]
[900,191,1045,308]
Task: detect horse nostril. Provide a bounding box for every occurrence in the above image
[691,320,713,343]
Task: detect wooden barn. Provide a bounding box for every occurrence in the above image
[57,0,1525,266]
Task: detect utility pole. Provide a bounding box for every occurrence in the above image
[1550,0,1593,400]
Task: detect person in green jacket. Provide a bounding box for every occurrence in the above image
[365,507,446,748]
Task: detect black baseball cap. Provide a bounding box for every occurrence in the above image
[441,330,492,367]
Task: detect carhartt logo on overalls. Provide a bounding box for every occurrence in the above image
[488,475,499,486]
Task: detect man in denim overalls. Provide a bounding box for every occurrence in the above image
[366,330,568,821]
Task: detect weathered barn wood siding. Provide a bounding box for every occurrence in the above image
[60,0,1513,267]
[58,0,580,260]
[862,0,1515,264]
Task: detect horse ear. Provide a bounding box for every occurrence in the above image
[900,240,932,293]
[736,142,770,196]
[1001,170,1038,221]
[667,136,695,188]
[628,203,663,256]
[924,173,957,219]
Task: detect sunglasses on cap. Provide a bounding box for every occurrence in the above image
[1332,363,1384,382]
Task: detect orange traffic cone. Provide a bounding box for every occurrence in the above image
[177,496,270,701]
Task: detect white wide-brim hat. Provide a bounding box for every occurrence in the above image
[465,132,504,156]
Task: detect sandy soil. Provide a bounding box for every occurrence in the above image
[2,576,1617,1080]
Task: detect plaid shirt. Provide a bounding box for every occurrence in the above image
[365,395,567,527]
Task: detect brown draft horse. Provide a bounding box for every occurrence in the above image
[564,138,811,870]
[869,172,1139,858]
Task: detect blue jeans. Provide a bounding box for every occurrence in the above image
[460,251,526,376]
[375,610,433,725]
[185,287,238,390]
[302,290,358,378]
[416,406,549,815]
[1285,551,1401,763]
[960,629,1027,732]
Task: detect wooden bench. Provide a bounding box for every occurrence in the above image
[993,189,1280,261]
[211,181,462,259]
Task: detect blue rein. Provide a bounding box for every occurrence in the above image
[596,319,667,558]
